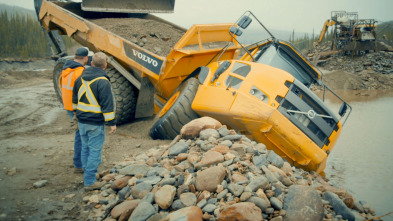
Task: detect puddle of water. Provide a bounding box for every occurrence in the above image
[323,90,393,220]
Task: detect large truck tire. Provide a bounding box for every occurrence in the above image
[149,78,200,140]
[53,58,66,104]
[107,67,138,125]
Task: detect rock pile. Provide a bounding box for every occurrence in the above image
[83,117,378,221]
[308,41,393,75]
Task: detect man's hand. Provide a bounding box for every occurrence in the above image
[109,125,117,134]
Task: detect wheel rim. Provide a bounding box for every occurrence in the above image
[159,91,180,118]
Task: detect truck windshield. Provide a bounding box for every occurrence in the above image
[254,44,314,87]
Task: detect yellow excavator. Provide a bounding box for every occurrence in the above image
[35,1,351,173]
[316,11,377,53]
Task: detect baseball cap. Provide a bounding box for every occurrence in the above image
[75,47,88,57]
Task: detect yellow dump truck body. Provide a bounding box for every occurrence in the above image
[192,59,342,173]
[38,0,240,100]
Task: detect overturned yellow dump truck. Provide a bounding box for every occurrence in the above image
[35,1,351,173]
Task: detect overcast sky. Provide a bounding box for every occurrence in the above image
[1,0,392,33]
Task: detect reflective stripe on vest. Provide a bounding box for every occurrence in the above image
[62,71,75,90]
[103,111,115,121]
[77,77,108,113]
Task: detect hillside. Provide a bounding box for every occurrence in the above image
[377,20,393,40]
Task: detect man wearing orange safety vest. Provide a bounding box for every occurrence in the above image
[61,47,89,174]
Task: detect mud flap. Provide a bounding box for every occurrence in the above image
[135,77,155,118]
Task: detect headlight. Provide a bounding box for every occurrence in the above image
[249,86,269,103]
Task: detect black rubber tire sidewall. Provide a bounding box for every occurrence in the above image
[149,78,200,140]
[53,58,66,104]
[107,67,138,125]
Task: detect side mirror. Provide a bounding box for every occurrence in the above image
[338,102,348,117]
[230,27,243,36]
[238,16,252,29]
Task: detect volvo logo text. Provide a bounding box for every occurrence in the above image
[132,49,158,67]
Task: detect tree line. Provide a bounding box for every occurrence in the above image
[0,10,51,59]
[0,8,76,60]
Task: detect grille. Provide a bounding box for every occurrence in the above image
[276,80,338,147]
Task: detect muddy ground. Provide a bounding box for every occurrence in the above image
[0,59,392,220]
[0,60,169,220]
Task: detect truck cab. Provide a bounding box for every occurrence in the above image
[191,11,351,173]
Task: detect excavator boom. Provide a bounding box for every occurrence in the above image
[82,0,175,13]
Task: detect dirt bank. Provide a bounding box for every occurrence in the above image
[0,61,169,220]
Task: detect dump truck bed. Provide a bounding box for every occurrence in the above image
[39,0,240,99]
[89,17,185,57]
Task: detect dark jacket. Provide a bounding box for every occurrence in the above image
[63,60,84,70]
[72,66,115,126]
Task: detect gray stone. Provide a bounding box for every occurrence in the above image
[171,199,184,210]
[218,126,231,137]
[283,185,324,221]
[247,197,269,212]
[217,189,228,200]
[266,208,274,214]
[147,213,162,221]
[131,182,153,199]
[180,192,197,207]
[129,202,155,221]
[33,180,48,188]
[118,186,130,201]
[169,141,189,156]
[246,176,269,192]
[262,166,279,183]
[141,192,155,204]
[222,135,243,140]
[270,197,283,210]
[119,164,150,176]
[252,155,266,168]
[207,198,217,205]
[221,180,228,188]
[138,176,162,185]
[267,151,284,168]
[228,183,244,197]
[323,191,355,221]
[240,191,252,202]
[197,199,207,208]
[220,140,233,147]
[200,129,220,140]
[160,177,176,186]
[202,204,217,213]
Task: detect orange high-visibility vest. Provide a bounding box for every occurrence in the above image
[61,66,84,111]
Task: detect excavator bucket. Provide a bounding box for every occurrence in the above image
[82,0,175,13]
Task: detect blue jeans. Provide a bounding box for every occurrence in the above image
[66,111,82,168]
[78,122,105,186]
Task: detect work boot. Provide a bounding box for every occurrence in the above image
[84,181,105,191]
[74,168,84,174]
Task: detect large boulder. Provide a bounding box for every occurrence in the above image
[195,165,226,192]
[180,117,222,139]
[194,150,224,169]
[110,199,140,219]
[218,202,263,221]
[155,185,177,209]
[283,185,324,221]
[322,191,355,221]
[165,206,203,221]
